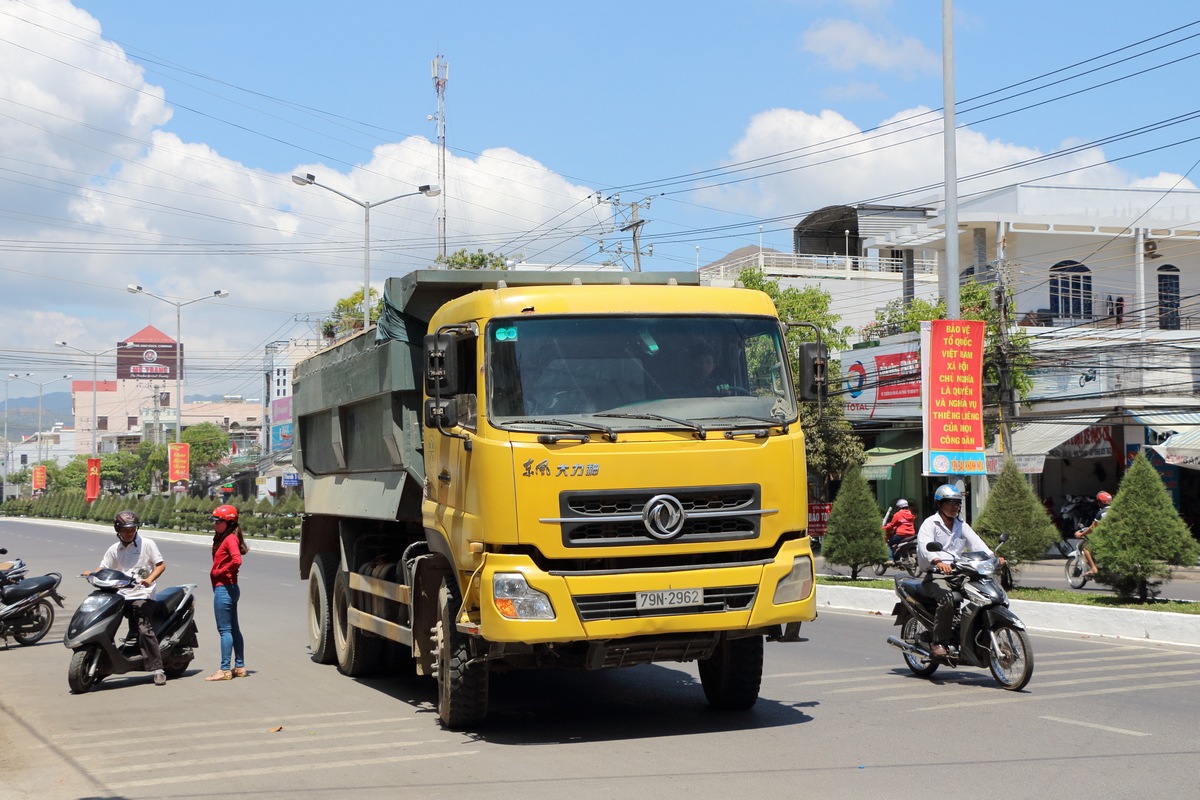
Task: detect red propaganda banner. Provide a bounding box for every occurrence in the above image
[808,502,832,538]
[85,458,101,504]
[921,319,986,475]
[168,442,191,483]
[32,465,47,491]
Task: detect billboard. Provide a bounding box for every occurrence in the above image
[118,341,182,380]
[840,335,922,420]
[921,320,986,475]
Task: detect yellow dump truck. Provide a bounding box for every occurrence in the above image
[294,269,825,728]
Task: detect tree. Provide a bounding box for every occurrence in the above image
[435,248,513,270]
[1088,452,1200,602]
[738,267,865,498]
[972,457,1058,574]
[821,466,888,579]
[325,287,381,337]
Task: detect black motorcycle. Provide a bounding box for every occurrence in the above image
[886,535,1033,691]
[0,548,65,647]
[63,569,199,692]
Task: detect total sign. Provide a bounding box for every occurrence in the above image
[839,334,922,420]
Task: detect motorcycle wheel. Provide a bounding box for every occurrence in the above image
[163,647,194,679]
[901,554,919,578]
[900,616,939,678]
[1065,553,1089,589]
[13,599,54,645]
[872,562,889,576]
[988,622,1034,691]
[68,647,103,694]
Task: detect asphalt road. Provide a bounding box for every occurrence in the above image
[3,520,1200,799]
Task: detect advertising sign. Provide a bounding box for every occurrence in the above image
[807,502,832,538]
[921,320,986,475]
[282,472,301,487]
[840,335,922,420]
[32,465,46,491]
[270,423,293,450]
[118,340,181,380]
[168,442,190,483]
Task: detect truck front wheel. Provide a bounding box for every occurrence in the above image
[698,633,763,711]
[435,578,489,729]
[307,553,337,664]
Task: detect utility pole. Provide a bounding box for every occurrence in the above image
[432,55,449,260]
[603,195,652,272]
[993,264,1015,455]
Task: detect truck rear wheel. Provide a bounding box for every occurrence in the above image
[436,578,489,729]
[698,634,763,710]
[334,569,382,677]
[307,553,337,664]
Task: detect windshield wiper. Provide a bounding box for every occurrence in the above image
[696,415,791,436]
[595,412,707,440]
[501,418,617,442]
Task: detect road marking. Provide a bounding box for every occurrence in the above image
[55,709,367,741]
[1039,715,1151,736]
[912,678,1200,711]
[89,738,437,774]
[107,750,476,791]
[57,715,420,751]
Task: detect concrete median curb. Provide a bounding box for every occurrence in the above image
[818,584,1200,649]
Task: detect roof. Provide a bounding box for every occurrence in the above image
[123,325,175,344]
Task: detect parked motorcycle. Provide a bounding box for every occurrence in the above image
[873,536,919,577]
[63,569,199,693]
[1056,494,1098,539]
[0,549,65,647]
[886,535,1033,691]
[0,547,29,586]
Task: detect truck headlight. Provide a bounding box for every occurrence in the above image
[492,573,555,620]
[773,555,814,604]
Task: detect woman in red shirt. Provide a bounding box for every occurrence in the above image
[205,504,248,681]
[883,498,917,558]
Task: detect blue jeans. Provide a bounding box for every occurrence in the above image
[213,584,245,671]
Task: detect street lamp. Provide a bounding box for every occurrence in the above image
[11,374,72,467]
[3,373,31,494]
[127,286,230,445]
[291,173,440,330]
[54,341,134,455]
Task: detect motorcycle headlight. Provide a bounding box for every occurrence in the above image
[492,573,555,620]
[79,595,108,614]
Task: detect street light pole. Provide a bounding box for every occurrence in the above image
[291,174,440,330]
[54,341,132,455]
[127,286,229,445]
[3,373,31,494]
[12,375,72,466]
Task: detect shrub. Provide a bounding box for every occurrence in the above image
[822,465,888,579]
[973,457,1059,574]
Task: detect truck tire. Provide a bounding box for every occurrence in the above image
[698,633,763,711]
[307,553,337,664]
[436,578,489,729]
[333,569,383,677]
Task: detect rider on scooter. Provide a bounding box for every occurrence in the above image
[916,485,1002,659]
[1074,491,1111,577]
[883,498,916,560]
[84,511,168,686]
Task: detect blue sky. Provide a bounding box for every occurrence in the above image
[2,0,1198,401]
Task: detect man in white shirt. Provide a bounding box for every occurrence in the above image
[86,510,167,685]
[916,485,998,658]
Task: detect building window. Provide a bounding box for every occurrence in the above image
[127,416,138,429]
[1158,264,1180,330]
[96,416,108,431]
[1049,260,1092,319]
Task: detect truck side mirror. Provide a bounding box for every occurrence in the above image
[424,396,460,430]
[424,333,460,397]
[798,342,828,403]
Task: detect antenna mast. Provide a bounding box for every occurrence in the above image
[432,55,448,259]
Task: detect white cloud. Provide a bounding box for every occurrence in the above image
[801,19,939,77]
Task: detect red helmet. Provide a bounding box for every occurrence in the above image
[1096,491,1112,506]
[210,504,239,524]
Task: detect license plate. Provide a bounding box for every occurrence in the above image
[636,588,703,610]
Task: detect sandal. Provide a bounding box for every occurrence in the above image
[232,667,248,678]
[205,670,233,681]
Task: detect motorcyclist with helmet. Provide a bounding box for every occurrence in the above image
[916,485,1001,658]
[84,510,168,685]
[1074,491,1111,577]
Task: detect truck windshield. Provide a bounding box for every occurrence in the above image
[487,315,797,429]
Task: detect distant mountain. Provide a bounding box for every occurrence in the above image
[0,390,73,442]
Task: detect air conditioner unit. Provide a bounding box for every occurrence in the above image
[1144,239,1162,258]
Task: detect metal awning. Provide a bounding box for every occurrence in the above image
[1153,429,1200,471]
[986,418,1100,473]
[1131,411,1200,436]
[861,447,922,481]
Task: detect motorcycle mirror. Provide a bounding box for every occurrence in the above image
[925,542,944,552]
[0,548,6,555]
[998,533,1010,543]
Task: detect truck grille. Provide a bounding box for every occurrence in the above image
[574,586,758,621]
[550,485,764,547]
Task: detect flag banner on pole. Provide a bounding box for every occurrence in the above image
[32,465,47,491]
[168,442,190,483]
[85,458,101,503]
[921,319,986,475]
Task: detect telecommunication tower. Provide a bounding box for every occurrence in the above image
[432,55,448,259]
